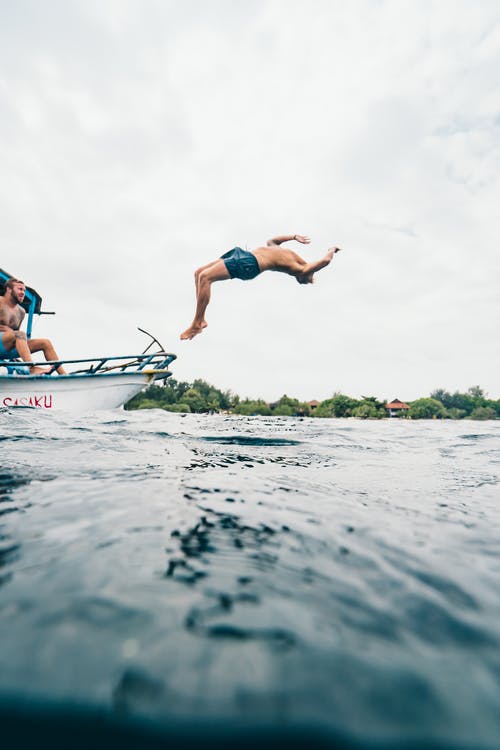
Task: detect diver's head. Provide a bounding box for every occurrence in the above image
[296,273,314,285]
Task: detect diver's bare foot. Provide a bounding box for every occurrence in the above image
[29,366,50,375]
[201,320,208,329]
[180,325,204,341]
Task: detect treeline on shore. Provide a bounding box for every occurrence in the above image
[125,381,499,420]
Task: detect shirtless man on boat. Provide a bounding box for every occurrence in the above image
[180,234,341,340]
[0,278,67,374]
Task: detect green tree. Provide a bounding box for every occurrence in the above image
[430,386,489,417]
[468,406,497,421]
[273,404,294,416]
[409,398,447,419]
[312,403,333,418]
[163,378,189,401]
[234,399,272,416]
[491,400,500,418]
[296,401,311,417]
[352,402,383,419]
[468,385,486,400]
[272,394,301,416]
[125,384,168,410]
[182,388,205,413]
[430,388,453,409]
[311,394,357,418]
[126,379,497,420]
[357,396,386,418]
[135,399,163,410]
[446,408,467,420]
[163,402,191,413]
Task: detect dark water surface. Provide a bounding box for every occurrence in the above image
[1,410,499,748]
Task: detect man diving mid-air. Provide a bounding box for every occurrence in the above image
[180,234,341,341]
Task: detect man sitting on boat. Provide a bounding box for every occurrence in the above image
[180,234,341,341]
[0,277,67,374]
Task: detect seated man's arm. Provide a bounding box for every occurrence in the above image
[0,325,26,339]
[0,326,25,353]
[267,234,310,246]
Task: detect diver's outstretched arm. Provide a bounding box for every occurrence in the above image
[300,247,341,276]
[267,234,310,246]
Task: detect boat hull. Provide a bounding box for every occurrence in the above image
[0,371,157,411]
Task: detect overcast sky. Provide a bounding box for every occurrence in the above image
[1,0,499,401]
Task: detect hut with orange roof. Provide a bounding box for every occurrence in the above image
[385,398,410,418]
[307,399,320,412]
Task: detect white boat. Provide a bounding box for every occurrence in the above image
[1,268,176,411]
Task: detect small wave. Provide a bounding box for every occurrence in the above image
[0,435,39,442]
[38,597,150,630]
[459,433,495,441]
[0,473,31,494]
[0,542,21,570]
[199,436,301,446]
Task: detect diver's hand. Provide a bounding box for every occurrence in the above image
[294,235,310,244]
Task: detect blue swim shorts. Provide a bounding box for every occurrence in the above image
[220,247,260,281]
[0,333,18,360]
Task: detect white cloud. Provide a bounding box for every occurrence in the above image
[1,0,499,400]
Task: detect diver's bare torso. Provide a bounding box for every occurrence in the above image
[252,246,305,276]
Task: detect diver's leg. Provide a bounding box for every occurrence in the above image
[194,259,221,328]
[195,259,222,287]
[181,260,230,341]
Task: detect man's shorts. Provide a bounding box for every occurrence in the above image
[220,247,261,281]
[0,333,18,360]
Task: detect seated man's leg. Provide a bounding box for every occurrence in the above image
[0,330,17,358]
[0,331,47,374]
[28,338,67,374]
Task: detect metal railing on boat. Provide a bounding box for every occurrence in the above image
[0,352,177,379]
